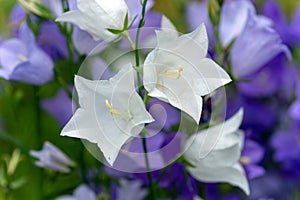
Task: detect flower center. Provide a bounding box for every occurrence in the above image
[105,99,122,116]
[17,54,28,62]
[239,156,251,164]
[156,66,184,93]
[160,66,183,80]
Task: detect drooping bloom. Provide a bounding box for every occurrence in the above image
[57,184,97,200]
[56,0,129,41]
[0,22,54,85]
[219,0,255,47]
[184,109,249,195]
[116,179,148,200]
[30,141,75,173]
[143,22,231,123]
[61,65,154,166]
[240,139,265,179]
[230,11,290,78]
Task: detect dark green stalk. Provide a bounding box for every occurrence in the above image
[132,1,156,199]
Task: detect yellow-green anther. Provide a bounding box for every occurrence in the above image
[105,99,122,116]
[17,54,28,62]
[161,66,183,80]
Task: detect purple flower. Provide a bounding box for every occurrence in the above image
[72,25,102,55]
[231,11,290,78]
[146,97,180,131]
[0,23,54,85]
[10,5,26,33]
[271,129,300,163]
[240,139,265,179]
[57,184,97,200]
[237,54,285,97]
[263,1,300,46]
[37,22,68,60]
[185,0,215,47]
[42,89,73,126]
[116,179,148,200]
[219,0,255,47]
[30,141,75,173]
[227,95,276,135]
[289,81,300,121]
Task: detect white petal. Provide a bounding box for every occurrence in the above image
[190,58,231,96]
[55,10,114,39]
[188,163,249,195]
[161,15,178,38]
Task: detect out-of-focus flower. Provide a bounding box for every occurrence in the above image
[30,141,75,173]
[184,109,249,195]
[61,65,153,166]
[289,81,300,121]
[56,0,129,41]
[237,55,285,98]
[0,23,54,85]
[146,97,180,131]
[37,22,68,60]
[72,25,102,55]
[230,11,290,78]
[185,0,215,47]
[227,95,276,135]
[10,5,26,33]
[42,89,72,126]
[263,1,300,46]
[271,129,300,164]
[240,139,265,179]
[116,179,148,200]
[144,23,231,123]
[57,184,97,200]
[220,0,255,47]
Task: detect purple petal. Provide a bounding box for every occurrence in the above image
[231,11,290,78]
[185,0,215,46]
[220,0,255,47]
[37,22,68,60]
[42,89,73,126]
[237,55,284,97]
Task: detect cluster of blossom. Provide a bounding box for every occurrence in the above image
[0,0,299,199]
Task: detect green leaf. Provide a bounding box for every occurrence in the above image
[123,11,129,30]
[107,28,124,35]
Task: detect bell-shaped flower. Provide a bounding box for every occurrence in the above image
[56,0,128,41]
[61,65,154,166]
[0,22,54,85]
[57,184,97,200]
[184,109,249,195]
[219,0,255,47]
[143,22,231,123]
[231,11,290,78]
[30,141,75,173]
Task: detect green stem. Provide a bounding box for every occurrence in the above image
[142,137,155,200]
[126,0,155,199]
[33,87,44,199]
[123,31,136,50]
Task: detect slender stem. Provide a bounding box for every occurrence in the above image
[125,0,156,199]
[142,137,155,199]
[123,31,136,50]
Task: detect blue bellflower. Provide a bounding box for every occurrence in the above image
[0,23,54,85]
